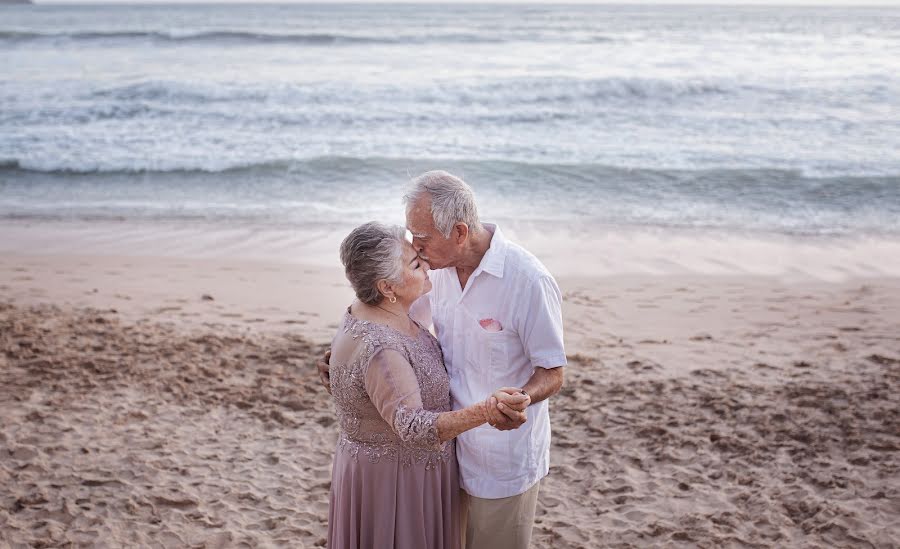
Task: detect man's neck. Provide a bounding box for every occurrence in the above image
[455,224,493,289]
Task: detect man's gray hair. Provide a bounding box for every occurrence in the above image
[339,222,406,305]
[404,170,481,238]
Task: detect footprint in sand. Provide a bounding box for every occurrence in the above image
[626,360,660,373]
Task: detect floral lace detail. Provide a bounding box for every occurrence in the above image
[394,404,441,450]
[337,432,453,471]
[330,311,453,469]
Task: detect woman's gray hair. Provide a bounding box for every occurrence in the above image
[339,222,407,305]
[403,170,481,238]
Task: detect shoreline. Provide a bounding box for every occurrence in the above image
[3,248,900,363]
[3,218,900,282]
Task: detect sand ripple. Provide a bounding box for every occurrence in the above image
[1,302,333,548]
[536,354,899,548]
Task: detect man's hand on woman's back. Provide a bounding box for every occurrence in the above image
[317,350,332,394]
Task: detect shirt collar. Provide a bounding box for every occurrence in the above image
[474,223,507,279]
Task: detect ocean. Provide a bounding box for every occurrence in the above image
[1,3,899,237]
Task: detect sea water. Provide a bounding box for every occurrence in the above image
[1,3,898,238]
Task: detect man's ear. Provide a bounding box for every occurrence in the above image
[454,222,469,245]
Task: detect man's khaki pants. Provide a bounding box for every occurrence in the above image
[459,481,541,549]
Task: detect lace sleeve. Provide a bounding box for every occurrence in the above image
[364,347,441,450]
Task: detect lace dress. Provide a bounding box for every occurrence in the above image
[327,310,460,549]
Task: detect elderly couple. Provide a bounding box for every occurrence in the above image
[317,171,566,549]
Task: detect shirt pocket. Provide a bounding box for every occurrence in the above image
[462,308,512,386]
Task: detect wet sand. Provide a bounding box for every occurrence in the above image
[1,246,899,548]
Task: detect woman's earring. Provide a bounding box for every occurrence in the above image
[389,296,397,304]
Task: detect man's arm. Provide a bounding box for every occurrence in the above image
[522,366,564,405]
[488,274,567,430]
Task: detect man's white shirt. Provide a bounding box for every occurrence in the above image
[411,224,567,499]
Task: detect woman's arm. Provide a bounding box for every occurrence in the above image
[365,348,492,449]
[435,401,490,443]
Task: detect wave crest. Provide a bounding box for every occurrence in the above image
[0,29,605,46]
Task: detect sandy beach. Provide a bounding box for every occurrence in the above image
[1,222,898,548]
[4,2,900,546]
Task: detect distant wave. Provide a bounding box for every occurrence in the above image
[3,156,899,236]
[0,155,641,176]
[0,77,735,121]
[0,30,396,45]
[1,156,428,176]
[2,155,899,183]
[0,29,611,46]
[0,157,295,175]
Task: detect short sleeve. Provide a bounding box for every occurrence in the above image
[364,347,441,450]
[517,275,567,369]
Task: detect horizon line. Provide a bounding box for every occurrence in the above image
[27,0,900,7]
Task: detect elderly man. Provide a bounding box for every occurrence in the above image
[320,170,566,549]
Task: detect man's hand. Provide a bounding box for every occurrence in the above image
[486,387,530,431]
[316,350,332,394]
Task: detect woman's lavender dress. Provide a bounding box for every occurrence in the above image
[327,311,460,549]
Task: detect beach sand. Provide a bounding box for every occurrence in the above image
[2,227,899,548]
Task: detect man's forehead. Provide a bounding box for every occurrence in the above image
[406,224,429,235]
[406,196,433,218]
[405,212,434,235]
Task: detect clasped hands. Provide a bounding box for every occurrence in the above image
[483,387,530,431]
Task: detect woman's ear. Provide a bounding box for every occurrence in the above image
[375,279,394,301]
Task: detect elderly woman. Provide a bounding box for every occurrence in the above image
[327,222,519,549]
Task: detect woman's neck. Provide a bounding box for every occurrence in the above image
[352,300,417,336]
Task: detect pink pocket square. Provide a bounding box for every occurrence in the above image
[479,318,503,332]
